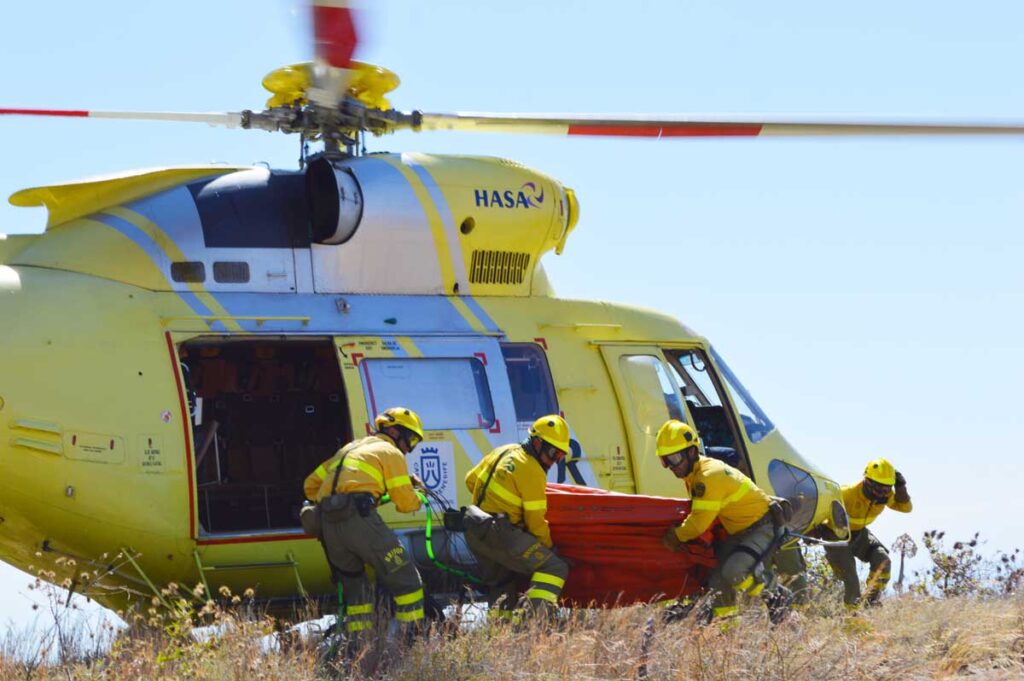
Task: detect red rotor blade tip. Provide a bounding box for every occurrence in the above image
[0,107,89,118]
[313,1,358,69]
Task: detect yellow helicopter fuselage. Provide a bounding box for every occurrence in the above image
[0,153,846,611]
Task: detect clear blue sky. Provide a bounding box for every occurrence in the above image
[2,0,1022,629]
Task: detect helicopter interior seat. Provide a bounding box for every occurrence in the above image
[688,403,737,450]
[704,446,741,468]
[687,402,753,476]
[196,355,238,397]
[292,395,330,477]
[186,339,352,533]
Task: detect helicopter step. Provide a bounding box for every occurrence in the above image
[192,549,308,600]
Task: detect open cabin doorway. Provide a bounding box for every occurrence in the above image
[178,337,351,535]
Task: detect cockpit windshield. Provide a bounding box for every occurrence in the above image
[710,348,776,443]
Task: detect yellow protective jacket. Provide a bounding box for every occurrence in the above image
[842,481,912,532]
[465,444,552,548]
[673,457,771,542]
[303,435,421,514]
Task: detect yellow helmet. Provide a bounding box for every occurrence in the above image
[528,415,571,453]
[656,420,701,457]
[864,458,896,486]
[374,407,425,440]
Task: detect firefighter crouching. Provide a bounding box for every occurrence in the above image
[301,407,428,639]
[463,415,571,619]
[825,458,912,609]
[657,420,779,620]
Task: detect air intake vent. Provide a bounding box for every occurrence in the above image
[213,261,250,283]
[170,261,205,283]
[470,250,531,285]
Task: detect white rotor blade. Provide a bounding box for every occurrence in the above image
[0,108,245,128]
[416,112,1024,138]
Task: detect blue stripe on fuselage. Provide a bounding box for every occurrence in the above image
[458,297,501,333]
[95,214,212,317]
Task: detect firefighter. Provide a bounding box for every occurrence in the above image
[825,458,912,608]
[463,414,571,619]
[301,406,427,641]
[657,420,778,620]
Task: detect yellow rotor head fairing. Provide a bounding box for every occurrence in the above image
[262,61,400,109]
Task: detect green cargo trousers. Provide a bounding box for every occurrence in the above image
[317,499,426,637]
[707,515,777,618]
[464,514,569,617]
[824,527,891,607]
[773,544,810,605]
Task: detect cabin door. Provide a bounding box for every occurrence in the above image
[599,345,687,498]
[334,335,518,528]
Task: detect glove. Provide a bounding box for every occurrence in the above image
[893,470,910,503]
[411,474,427,491]
[661,528,683,552]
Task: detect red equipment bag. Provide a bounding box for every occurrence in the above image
[545,483,717,606]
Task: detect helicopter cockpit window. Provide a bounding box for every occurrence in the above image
[500,343,558,427]
[767,459,818,530]
[359,357,495,430]
[710,347,776,444]
[664,348,748,474]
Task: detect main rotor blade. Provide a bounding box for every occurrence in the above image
[0,108,245,128]
[416,113,1024,138]
[312,0,358,69]
[309,0,359,107]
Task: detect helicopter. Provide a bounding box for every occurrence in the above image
[2,1,1023,617]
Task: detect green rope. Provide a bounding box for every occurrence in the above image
[420,493,483,584]
[379,492,482,584]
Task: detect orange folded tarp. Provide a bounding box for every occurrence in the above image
[546,483,717,606]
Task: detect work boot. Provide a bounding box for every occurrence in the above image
[661,600,695,624]
[763,584,792,625]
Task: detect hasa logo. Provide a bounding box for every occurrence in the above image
[473,182,545,209]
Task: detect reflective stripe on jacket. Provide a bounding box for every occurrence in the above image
[842,481,912,532]
[465,444,552,548]
[303,435,421,513]
[673,457,771,542]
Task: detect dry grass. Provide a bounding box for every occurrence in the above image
[1,592,1022,680]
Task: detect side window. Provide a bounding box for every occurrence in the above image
[666,350,725,409]
[618,355,685,432]
[500,343,559,427]
[664,349,737,453]
[360,357,495,430]
[710,348,775,443]
[768,460,818,530]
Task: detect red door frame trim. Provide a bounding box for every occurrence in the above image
[165,332,197,539]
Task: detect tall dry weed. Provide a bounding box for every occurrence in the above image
[3,532,1024,680]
